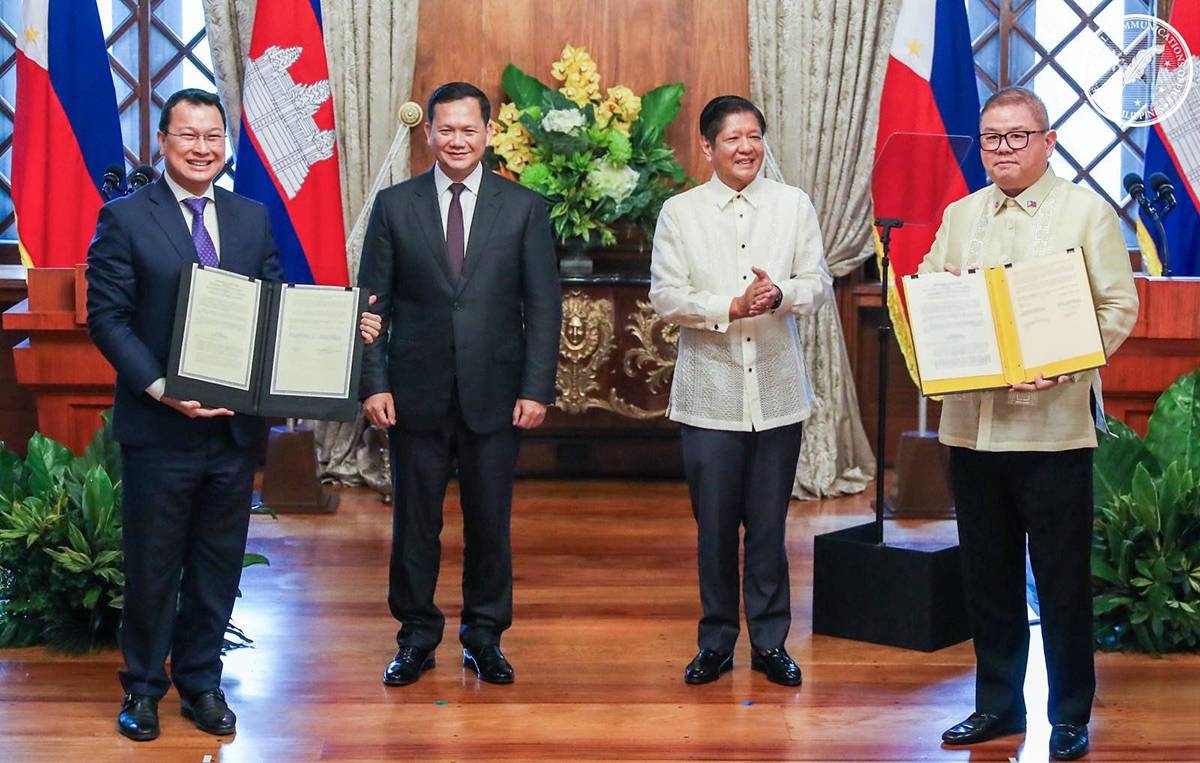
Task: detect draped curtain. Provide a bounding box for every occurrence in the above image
[748,0,900,497]
[202,0,419,490]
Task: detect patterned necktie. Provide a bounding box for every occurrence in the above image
[182,197,219,267]
[446,182,466,281]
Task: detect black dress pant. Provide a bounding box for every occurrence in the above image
[387,396,519,652]
[680,422,803,653]
[119,422,256,699]
[949,447,1095,725]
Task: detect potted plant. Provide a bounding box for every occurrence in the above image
[488,45,689,274]
[1091,368,1200,653]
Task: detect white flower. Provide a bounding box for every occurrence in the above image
[541,108,587,134]
[586,160,640,203]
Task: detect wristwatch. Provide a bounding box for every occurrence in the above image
[770,285,783,310]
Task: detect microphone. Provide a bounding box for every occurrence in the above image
[1124,172,1150,210]
[1149,172,1177,214]
[128,164,158,190]
[100,164,125,200]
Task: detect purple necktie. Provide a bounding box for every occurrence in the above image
[182,197,219,267]
[446,182,465,281]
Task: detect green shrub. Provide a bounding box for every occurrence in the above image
[0,413,269,653]
[1092,368,1200,653]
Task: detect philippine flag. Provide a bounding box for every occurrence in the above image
[234,0,347,286]
[1138,3,1200,277]
[872,0,989,384]
[12,0,123,268]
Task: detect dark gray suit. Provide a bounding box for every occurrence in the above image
[358,168,560,650]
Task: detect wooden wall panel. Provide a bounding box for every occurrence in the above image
[411,0,750,182]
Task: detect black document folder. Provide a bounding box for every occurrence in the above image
[165,264,367,421]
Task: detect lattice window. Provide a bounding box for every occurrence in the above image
[0,0,222,241]
[968,0,1172,245]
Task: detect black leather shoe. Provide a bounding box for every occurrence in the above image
[117,694,159,741]
[750,646,802,686]
[941,711,1026,745]
[684,649,733,685]
[383,645,436,686]
[180,688,236,736]
[463,644,514,684]
[1049,723,1089,760]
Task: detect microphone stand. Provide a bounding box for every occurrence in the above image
[1142,199,1171,278]
[873,217,904,545]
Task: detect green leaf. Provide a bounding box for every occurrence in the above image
[242,552,270,569]
[632,83,684,148]
[1091,556,1121,584]
[500,63,553,110]
[1144,368,1200,477]
[24,433,73,498]
[1093,594,1132,615]
[1130,464,1160,535]
[1094,416,1150,509]
[80,466,116,543]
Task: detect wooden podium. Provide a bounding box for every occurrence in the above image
[1101,275,1200,435]
[1,266,114,455]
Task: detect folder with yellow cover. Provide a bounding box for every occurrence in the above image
[901,249,1106,396]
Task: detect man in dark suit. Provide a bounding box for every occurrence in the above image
[87,88,382,741]
[359,81,561,686]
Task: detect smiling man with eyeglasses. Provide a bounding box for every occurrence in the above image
[916,86,1139,761]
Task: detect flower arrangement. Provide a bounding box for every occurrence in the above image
[488,45,688,247]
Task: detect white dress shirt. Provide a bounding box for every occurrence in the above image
[433,162,483,256]
[147,172,221,401]
[650,175,833,431]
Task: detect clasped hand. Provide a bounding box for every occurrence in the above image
[730,267,780,321]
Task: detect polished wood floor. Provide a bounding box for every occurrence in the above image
[0,479,1197,761]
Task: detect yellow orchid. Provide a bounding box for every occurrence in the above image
[490,46,687,245]
[551,44,601,105]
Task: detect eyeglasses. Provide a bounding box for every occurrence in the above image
[163,131,226,148]
[978,130,1047,151]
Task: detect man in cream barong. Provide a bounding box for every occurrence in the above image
[920,86,1138,761]
[650,96,832,688]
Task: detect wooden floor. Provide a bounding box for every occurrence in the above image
[0,479,1197,762]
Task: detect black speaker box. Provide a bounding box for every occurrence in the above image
[811,522,971,652]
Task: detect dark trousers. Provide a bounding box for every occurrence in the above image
[949,447,1096,725]
[118,427,256,699]
[679,422,804,653]
[387,396,519,652]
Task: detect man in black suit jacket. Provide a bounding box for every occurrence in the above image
[87,89,280,742]
[359,82,561,686]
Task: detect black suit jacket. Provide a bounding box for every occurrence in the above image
[357,169,561,433]
[86,178,282,448]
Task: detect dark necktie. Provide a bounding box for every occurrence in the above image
[182,197,219,267]
[446,182,466,281]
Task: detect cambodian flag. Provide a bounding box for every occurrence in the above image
[1137,2,1200,277]
[871,0,989,383]
[12,0,123,268]
[234,0,347,285]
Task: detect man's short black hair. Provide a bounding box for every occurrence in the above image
[427,81,491,125]
[699,96,766,145]
[158,88,227,133]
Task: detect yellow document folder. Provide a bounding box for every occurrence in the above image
[901,249,1106,396]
